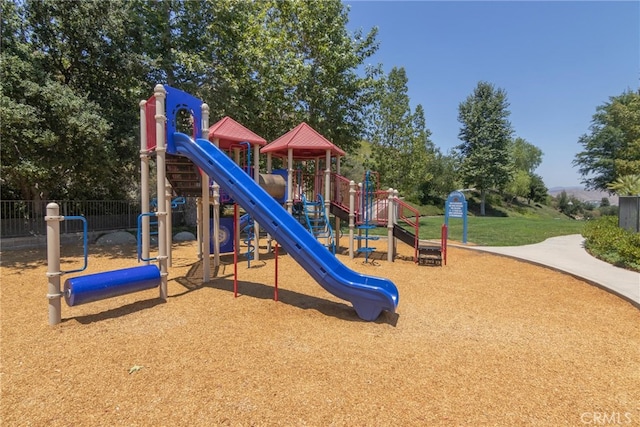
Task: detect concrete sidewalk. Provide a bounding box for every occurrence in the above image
[459,234,639,309]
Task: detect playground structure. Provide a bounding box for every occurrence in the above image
[45,84,447,325]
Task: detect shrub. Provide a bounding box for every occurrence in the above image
[583,216,640,271]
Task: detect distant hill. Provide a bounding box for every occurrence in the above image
[548,186,618,206]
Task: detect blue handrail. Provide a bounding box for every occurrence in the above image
[137,212,158,262]
[62,215,88,274]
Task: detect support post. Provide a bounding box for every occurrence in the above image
[212,137,221,267]
[394,189,399,258]
[212,183,220,267]
[253,143,261,262]
[287,148,293,214]
[154,84,168,300]
[202,172,210,283]
[387,188,394,263]
[45,203,63,325]
[139,100,150,265]
[165,179,173,267]
[324,149,331,221]
[196,197,203,260]
[348,180,356,259]
[201,103,212,279]
[335,156,342,250]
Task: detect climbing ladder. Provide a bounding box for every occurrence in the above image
[301,194,335,254]
[355,171,380,263]
[241,213,255,264]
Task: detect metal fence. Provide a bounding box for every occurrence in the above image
[1,200,146,238]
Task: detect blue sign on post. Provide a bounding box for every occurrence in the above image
[444,191,468,244]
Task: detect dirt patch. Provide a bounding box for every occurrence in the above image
[1,241,639,426]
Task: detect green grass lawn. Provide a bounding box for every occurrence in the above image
[346,216,584,246]
[415,216,585,246]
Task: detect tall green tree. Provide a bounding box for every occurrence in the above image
[574,90,640,191]
[137,0,379,153]
[407,104,436,201]
[528,173,548,204]
[456,81,514,215]
[2,0,381,202]
[369,67,413,191]
[506,137,546,204]
[1,0,147,201]
[510,137,542,174]
[368,67,434,199]
[418,150,459,205]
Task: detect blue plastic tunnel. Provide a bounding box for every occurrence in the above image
[64,265,161,306]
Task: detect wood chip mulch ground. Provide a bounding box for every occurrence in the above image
[1,240,638,426]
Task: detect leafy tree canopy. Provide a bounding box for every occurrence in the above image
[574,90,640,191]
[2,0,380,201]
[456,81,514,215]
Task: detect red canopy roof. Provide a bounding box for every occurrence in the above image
[261,122,345,159]
[208,116,267,150]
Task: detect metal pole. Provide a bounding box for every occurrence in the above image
[253,144,261,262]
[349,180,356,259]
[233,203,238,298]
[394,189,399,258]
[45,203,63,325]
[212,183,220,267]
[274,242,279,301]
[387,188,394,263]
[196,197,203,261]
[211,137,221,268]
[324,150,331,232]
[202,104,212,277]
[287,149,293,214]
[154,84,168,300]
[165,179,173,267]
[139,100,150,265]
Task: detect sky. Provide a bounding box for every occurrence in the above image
[343,0,639,189]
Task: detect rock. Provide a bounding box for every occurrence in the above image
[95,231,136,246]
[173,231,196,242]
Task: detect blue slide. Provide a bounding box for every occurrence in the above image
[171,133,398,321]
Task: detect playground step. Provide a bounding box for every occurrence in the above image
[354,235,380,241]
[356,247,377,254]
[165,154,202,196]
[330,203,349,221]
[357,224,378,230]
[418,245,442,266]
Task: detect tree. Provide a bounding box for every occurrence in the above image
[137,0,380,152]
[1,0,147,201]
[407,104,437,202]
[574,90,640,191]
[507,137,546,204]
[527,173,548,204]
[555,190,583,218]
[2,0,381,202]
[505,170,531,203]
[418,151,459,205]
[368,67,434,199]
[510,137,542,174]
[456,81,514,215]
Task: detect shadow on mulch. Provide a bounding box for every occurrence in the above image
[65,298,165,325]
[0,242,197,269]
[171,258,399,326]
